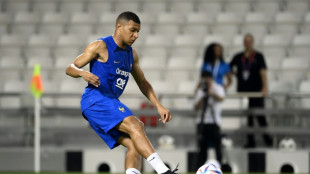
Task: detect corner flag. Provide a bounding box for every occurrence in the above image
[30,64,43,98]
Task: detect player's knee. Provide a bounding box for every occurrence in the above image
[129,119,145,134]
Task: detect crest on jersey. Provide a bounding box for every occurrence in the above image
[119,106,125,112]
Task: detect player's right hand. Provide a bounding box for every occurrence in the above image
[81,71,100,87]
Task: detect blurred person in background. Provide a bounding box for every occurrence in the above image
[200,43,232,90]
[194,71,225,168]
[230,33,272,148]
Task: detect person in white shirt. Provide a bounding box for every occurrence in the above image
[194,71,225,168]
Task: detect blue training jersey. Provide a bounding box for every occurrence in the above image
[80,36,134,112]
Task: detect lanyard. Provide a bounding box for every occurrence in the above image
[212,60,220,80]
[241,51,256,70]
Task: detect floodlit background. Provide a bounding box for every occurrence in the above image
[0,0,310,173]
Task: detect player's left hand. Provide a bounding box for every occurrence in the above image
[157,104,172,123]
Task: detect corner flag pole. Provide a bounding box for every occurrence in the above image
[30,64,44,173]
[34,96,40,173]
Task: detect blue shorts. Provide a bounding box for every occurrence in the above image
[82,97,133,149]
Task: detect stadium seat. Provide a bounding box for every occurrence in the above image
[5,0,30,13]
[269,81,294,93]
[285,0,309,18]
[262,34,290,57]
[223,0,251,17]
[142,69,163,81]
[96,13,119,35]
[119,97,143,110]
[301,12,310,34]
[197,0,222,17]
[151,80,177,94]
[265,56,283,69]
[39,12,69,37]
[0,57,22,81]
[271,12,301,40]
[86,0,113,14]
[230,35,244,56]
[53,34,84,57]
[59,0,85,14]
[0,96,21,109]
[142,0,167,14]
[140,56,166,70]
[299,81,310,108]
[123,77,141,95]
[32,0,58,13]
[170,0,195,14]
[145,34,172,47]
[242,12,271,42]
[154,13,183,36]
[172,97,194,110]
[167,57,195,70]
[136,12,156,25]
[203,34,231,48]
[85,34,103,44]
[114,0,141,13]
[67,12,97,36]
[165,69,192,82]
[25,34,54,58]
[184,12,213,36]
[0,12,12,35]
[253,0,282,17]
[140,47,168,59]
[280,57,309,85]
[290,34,310,57]
[213,13,242,40]
[54,56,73,70]
[3,80,27,93]
[0,34,26,57]
[177,81,196,95]
[0,56,24,69]
[55,97,81,108]
[11,12,39,38]
[26,56,53,69]
[169,47,198,58]
[173,34,202,47]
[59,79,87,94]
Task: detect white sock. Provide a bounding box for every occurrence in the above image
[126,168,141,174]
[147,152,169,174]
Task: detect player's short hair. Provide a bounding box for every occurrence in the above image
[116,11,140,25]
[201,71,213,78]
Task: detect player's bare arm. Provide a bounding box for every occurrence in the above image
[65,41,107,87]
[131,48,172,123]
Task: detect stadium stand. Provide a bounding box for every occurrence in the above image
[0,0,310,160]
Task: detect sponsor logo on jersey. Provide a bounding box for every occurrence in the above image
[116,68,129,77]
[116,78,126,90]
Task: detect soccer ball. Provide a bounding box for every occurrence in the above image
[196,163,222,174]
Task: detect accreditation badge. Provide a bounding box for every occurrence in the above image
[243,70,250,80]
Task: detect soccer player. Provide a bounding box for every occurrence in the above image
[65,12,177,174]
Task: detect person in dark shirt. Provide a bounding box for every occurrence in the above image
[230,33,272,148]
